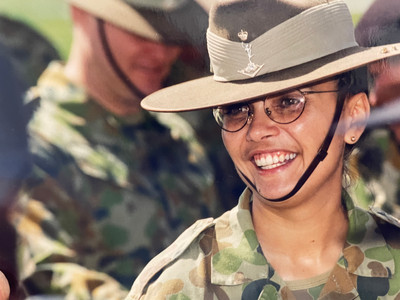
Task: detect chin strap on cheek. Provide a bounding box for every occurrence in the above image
[96,18,146,100]
[235,94,346,202]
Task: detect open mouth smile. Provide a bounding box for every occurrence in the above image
[254,152,297,170]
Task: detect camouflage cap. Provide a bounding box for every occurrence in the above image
[68,0,211,46]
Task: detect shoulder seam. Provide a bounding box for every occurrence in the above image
[369,207,400,228]
[128,217,215,299]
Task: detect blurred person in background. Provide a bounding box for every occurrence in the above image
[353,0,400,218]
[0,42,31,300]
[12,0,222,298]
[0,15,61,86]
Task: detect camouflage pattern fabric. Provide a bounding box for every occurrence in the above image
[13,61,221,299]
[129,188,400,300]
[350,129,400,219]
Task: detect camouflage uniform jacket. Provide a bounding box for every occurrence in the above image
[14,61,220,299]
[129,188,400,300]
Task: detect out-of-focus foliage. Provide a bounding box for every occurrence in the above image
[0,0,72,59]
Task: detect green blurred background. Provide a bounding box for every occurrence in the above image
[0,0,71,59]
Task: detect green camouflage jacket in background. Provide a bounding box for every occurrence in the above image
[13,61,221,299]
[351,129,400,219]
[129,188,400,300]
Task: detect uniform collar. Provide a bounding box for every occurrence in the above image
[37,61,149,126]
[210,188,395,288]
[210,188,282,286]
[33,62,149,186]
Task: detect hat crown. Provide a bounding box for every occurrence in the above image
[125,0,188,10]
[207,0,358,81]
[210,0,328,42]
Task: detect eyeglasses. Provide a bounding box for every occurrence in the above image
[213,89,340,132]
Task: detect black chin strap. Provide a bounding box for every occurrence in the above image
[96,19,146,100]
[237,95,346,202]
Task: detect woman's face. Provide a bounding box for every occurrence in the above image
[222,79,348,202]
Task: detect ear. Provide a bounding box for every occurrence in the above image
[343,92,370,144]
[70,5,85,22]
[70,5,94,26]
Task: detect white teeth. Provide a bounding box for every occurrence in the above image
[260,157,266,165]
[254,153,297,169]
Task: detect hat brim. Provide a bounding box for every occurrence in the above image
[68,0,209,46]
[142,43,400,112]
[68,0,161,42]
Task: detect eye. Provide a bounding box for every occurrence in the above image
[220,103,249,117]
[270,93,305,114]
[278,95,303,109]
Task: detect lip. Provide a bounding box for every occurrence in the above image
[137,65,165,74]
[131,60,168,73]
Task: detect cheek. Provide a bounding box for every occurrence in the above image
[221,131,233,155]
[168,47,182,62]
[298,105,335,137]
[106,29,142,61]
[222,131,242,161]
[296,102,340,154]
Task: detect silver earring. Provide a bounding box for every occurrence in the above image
[351,136,356,142]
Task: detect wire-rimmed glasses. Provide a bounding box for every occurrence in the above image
[213,89,339,132]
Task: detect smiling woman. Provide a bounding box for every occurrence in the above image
[129,0,400,299]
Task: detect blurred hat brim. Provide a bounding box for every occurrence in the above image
[68,0,209,45]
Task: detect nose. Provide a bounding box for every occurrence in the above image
[246,102,280,142]
[147,41,182,64]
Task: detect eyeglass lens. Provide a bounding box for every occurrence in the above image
[213,90,306,132]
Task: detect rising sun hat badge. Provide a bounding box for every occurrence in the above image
[237,29,264,77]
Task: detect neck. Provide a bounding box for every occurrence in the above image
[252,186,348,281]
[64,31,141,116]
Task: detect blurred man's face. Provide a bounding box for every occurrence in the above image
[104,22,182,96]
[369,58,400,143]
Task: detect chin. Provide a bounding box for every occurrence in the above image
[138,84,162,96]
[252,184,296,202]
